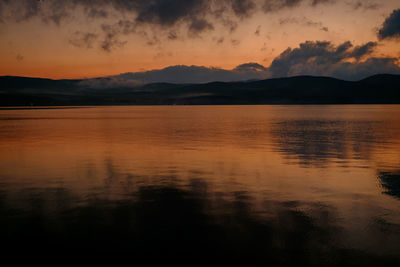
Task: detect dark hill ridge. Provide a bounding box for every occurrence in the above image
[0,74,399,106]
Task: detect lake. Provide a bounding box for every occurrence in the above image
[0,105,399,265]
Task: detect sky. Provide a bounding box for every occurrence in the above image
[0,0,400,82]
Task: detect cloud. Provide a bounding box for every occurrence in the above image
[188,18,214,36]
[310,0,336,6]
[131,0,211,28]
[231,39,241,46]
[262,0,303,13]
[112,64,270,84]
[2,0,41,22]
[349,41,377,60]
[0,0,271,51]
[255,25,261,35]
[279,17,329,31]
[231,0,256,18]
[218,37,225,44]
[329,57,400,80]
[84,7,108,19]
[261,0,344,13]
[350,1,379,11]
[378,9,400,40]
[69,31,98,49]
[0,1,238,30]
[100,23,128,52]
[16,54,23,61]
[104,42,399,83]
[168,31,178,40]
[269,40,399,80]
[0,0,342,30]
[95,19,167,51]
[213,36,225,44]
[101,39,399,83]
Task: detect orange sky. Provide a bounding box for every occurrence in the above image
[0,0,399,79]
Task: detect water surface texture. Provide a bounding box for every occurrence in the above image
[0,105,399,265]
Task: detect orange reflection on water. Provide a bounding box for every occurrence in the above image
[0,105,400,257]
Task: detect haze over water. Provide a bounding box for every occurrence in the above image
[1,105,400,265]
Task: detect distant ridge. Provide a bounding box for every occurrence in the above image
[0,74,399,106]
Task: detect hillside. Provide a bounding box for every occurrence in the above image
[0,74,399,106]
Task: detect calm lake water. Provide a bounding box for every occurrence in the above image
[0,105,399,265]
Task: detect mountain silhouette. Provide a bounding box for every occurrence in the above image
[0,74,399,106]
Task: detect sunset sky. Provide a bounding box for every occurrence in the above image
[0,0,399,80]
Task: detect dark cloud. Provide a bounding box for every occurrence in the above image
[16,54,23,61]
[220,17,239,33]
[378,9,400,40]
[69,31,98,49]
[329,57,400,80]
[85,7,108,19]
[100,23,127,52]
[0,1,65,24]
[260,0,339,12]
[5,0,40,22]
[95,20,147,51]
[94,19,166,51]
[102,39,398,83]
[231,0,256,18]
[231,39,241,46]
[104,42,400,83]
[131,0,209,26]
[0,0,87,25]
[0,0,365,26]
[350,1,379,11]
[214,36,225,44]
[168,31,178,40]
[146,37,161,46]
[260,42,268,51]
[0,3,3,23]
[0,0,269,51]
[279,17,329,31]
[0,1,235,30]
[112,64,270,84]
[310,0,336,6]
[188,18,214,36]
[269,40,399,80]
[335,41,352,54]
[262,0,303,13]
[349,41,377,60]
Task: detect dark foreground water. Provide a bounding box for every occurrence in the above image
[0,105,399,265]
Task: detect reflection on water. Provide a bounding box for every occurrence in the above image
[0,105,400,264]
[379,171,400,199]
[270,120,387,167]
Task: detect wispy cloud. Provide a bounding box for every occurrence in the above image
[279,17,329,32]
